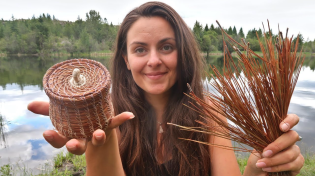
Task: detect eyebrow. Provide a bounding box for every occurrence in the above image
[129,37,176,47]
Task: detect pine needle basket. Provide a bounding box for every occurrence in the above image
[43,59,113,139]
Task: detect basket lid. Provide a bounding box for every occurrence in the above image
[43,59,111,103]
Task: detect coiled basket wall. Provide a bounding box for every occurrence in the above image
[43,59,112,139]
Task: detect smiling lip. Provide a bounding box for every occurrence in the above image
[145,72,167,80]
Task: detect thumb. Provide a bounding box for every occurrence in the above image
[108,112,135,129]
[244,150,264,175]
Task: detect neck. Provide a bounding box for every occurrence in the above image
[145,92,170,122]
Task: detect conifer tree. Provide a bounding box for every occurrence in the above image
[205,24,209,31]
[232,26,237,35]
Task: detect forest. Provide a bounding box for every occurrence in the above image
[0,10,314,56]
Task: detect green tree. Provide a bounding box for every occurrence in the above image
[247,38,261,51]
[35,22,50,51]
[246,28,256,39]
[257,28,262,38]
[193,21,203,47]
[227,26,233,35]
[63,23,73,38]
[210,24,215,31]
[80,29,92,53]
[205,24,209,32]
[293,34,304,51]
[73,16,84,39]
[232,26,237,35]
[238,28,245,38]
[86,10,102,23]
[202,34,211,58]
[10,15,19,34]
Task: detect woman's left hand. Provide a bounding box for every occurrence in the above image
[244,114,305,176]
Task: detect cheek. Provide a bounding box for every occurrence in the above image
[167,52,178,72]
[128,59,144,73]
[128,58,147,83]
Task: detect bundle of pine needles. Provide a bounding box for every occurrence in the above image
[169,20,304,176]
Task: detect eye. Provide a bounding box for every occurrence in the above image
[161,45,172,51]
[135,47,145,54]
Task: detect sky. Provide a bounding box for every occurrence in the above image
[0,0,315,40]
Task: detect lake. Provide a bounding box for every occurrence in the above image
[0,55,314,174]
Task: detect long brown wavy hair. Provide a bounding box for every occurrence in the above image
[111,2,211,175]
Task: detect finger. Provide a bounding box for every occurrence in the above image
[256,145,300,168]
[280,114,299,132]
[258,153,304,174]
[27,101,50,116]
[262,130,299,158]
[92,129,106,146]
[66,138,88,155]
[43,130,69,148]
[292,154,305,176]
[108,111,135,129]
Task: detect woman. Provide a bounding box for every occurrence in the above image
[28,2,304,175]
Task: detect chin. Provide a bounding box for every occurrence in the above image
[145,87,170,95]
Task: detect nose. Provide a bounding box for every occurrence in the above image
[147,50,162,67]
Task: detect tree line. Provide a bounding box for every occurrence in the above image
[0,11,314,56]
[192,21,315,58]
[0,10,118,55]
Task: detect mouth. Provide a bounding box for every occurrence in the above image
[145,72,167,80]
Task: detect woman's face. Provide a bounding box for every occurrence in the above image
[124,16,177,97]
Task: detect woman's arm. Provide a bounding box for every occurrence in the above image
[85,128,125,176]
[209,115,242,176]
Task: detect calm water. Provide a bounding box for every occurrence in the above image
[0,55,314,174]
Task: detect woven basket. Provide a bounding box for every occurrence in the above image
[43,59,112,139]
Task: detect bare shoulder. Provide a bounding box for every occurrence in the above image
[202,96,241,175]
[203,96,227,124]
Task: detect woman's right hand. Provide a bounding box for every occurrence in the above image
[27,100,134,155]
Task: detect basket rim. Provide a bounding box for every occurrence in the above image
[43,58,111,103]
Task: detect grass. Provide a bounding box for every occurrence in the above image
[0,151,86,176]
[41,151,86,176]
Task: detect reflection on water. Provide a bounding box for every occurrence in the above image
[0,55,314,173]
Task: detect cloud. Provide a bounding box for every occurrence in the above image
[0,84,50,130]
[0,124,64,174]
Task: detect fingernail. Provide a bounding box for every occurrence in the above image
[256,161,267,168]
[125,112,135,119]
[262,167,271,172]
[44,134,53,142]
[67,144,76,150]
[281,122,290,132]
[128,112,135,119]
[95,134,103,140]
[262,150,273,158]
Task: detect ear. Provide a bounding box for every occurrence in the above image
[123,54,131,70]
